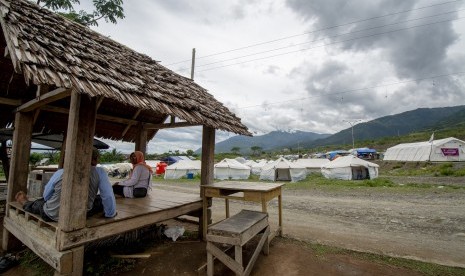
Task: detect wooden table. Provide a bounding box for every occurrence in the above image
[201,181,284,240]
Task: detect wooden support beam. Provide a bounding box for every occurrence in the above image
[36,84,50,97]
[0,97,21,106]
[16,88,71,113]
[0,141,10,182]
[135,123,147,156]
[201,126,215,186]
[59,91,97,233]
[3,111,34,251]
[144,121,201,130]
[40,105,139,126]
[121,110,141,137]
[201,126,215,240]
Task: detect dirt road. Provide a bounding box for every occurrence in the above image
[153,180,465,268]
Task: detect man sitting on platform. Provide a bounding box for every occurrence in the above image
[15,149,117,221]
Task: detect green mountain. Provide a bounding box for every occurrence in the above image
[203,105,465,154]
[308,105,465,148]
[212,131,330,154]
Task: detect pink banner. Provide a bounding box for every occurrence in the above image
[441,148,459,156]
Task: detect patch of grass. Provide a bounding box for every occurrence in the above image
[85,253,136,276]
[19,249,54,276]
[289,238,465,276]
[285,174,397,189]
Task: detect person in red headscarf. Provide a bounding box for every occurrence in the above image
[113,151,153,198]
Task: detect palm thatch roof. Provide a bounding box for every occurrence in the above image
[0,0,251,142]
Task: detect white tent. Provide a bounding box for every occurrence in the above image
[164,160,201,179]
[214,159,250,180]
[321,155,379,180]
[260,157,307,182]
[294,158,330,173]
[251,160,267,175]
[383,137,465,162]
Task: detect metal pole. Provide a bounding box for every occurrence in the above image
[351,124,355,149]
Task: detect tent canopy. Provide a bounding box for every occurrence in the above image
[383,137,465,162]
[214,159,250,180]
[0,129,109,150]
[260,157,307,182]
[321,155,379,180]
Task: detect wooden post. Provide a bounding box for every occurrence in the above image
[201,126,215,240]
[59,91,96,232]
[58,131,67,169]
[134,123,147,156]
[3,111,34,251]
[0,140,10,182]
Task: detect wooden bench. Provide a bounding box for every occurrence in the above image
[206,210,270,276]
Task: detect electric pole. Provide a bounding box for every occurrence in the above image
[343,119,362,149]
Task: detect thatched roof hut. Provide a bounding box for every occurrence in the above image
[0,0,250,142]
[0,1,251,274]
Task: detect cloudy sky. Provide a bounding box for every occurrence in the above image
[83,0,465,154]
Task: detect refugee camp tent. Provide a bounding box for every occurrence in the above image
[383,137,465,162]
[321,155,379,180]
[294,158,330,173]
[164,160,201,179]
[350,148,377,159]
[260,157,307,182]
[235,157,247,164]
[251,160,267,175]
[214,159,250,180]
[244,159,257,168]
[326,150,351,161]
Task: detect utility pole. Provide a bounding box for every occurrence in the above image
[190,48,196,80]
[343,119,362,149]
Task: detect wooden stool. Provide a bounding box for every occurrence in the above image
[206,210,270,276]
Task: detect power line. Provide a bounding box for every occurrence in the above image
[176,9,462,71]
[164,0,463,66]
[236,71,465,110]
[196,16,465,73]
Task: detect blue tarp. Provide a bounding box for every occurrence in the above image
[355,148,377,154]
[161,156,191,165]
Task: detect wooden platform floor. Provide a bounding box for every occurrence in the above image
[5,188,203,254]
[87,189,203,227]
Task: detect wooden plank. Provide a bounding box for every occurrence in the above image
[244,227,270,276]
[58,200,202,250]
[0,96,21,106]
[143,121,201,130]
[121,110,141,137]
[59,92,97,232]
[3,111,34,251]
[3,217,73,273]
[206,242,243,275]
[40,105,139,126]
[16,88,71,112]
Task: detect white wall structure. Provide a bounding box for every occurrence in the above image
[321,155,379,180]
[294,158,330,173]
[383,137,465,162]
[260,157,307,182]
[214,159,250,180]
[164,160,201,179]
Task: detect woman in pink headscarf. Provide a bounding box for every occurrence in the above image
[113,151,153,198]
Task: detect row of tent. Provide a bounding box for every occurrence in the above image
[162,156,380,181]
